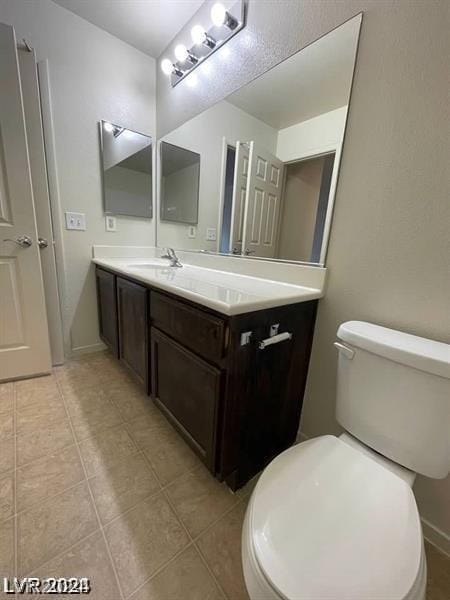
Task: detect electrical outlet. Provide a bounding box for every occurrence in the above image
[105,215,117,232]
[65,212,86,230]
[188,226,196,239]
[206,227,217,241]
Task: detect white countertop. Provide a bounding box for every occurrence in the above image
[92,257,324,315]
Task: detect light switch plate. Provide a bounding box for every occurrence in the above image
[206,227,217,241]
[65,212,86,230]
[105,215,117,232]
[188,226,196,239]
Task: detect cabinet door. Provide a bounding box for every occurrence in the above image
[117,277,148,389]
[95,268,118,357]
[151,327,222,472]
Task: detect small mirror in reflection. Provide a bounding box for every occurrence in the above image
[100,121,153,218]
[160,141,200,225]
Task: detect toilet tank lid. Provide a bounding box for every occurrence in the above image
[337,321,450,379]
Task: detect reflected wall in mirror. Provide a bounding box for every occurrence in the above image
[160,141,200,224]
[156,15,361,264]
[100,120,153,218]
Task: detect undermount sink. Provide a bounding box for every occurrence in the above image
[126,260,169,269]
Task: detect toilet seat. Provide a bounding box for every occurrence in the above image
[245,435,424,600]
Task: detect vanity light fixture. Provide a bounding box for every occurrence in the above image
[103,121,125,138]
[161,58,183,78]
[210,2,238,29]
[160,0,245,87]
[191,24,216,49]
[174,44,198,65]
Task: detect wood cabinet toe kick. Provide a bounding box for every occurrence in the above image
[95,265,318,490]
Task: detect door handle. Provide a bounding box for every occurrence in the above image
[38,237,49,249]
[3,235,33,247]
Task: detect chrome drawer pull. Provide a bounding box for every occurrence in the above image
[259,332,292,350]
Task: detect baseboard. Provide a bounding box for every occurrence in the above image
[297,430,449,556]
[70,341,106,358]
[421,518,450,556]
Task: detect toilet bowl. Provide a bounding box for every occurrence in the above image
[242,435,427,600]
[241,322,449,600]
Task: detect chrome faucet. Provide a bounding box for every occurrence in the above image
[161,247,182,268]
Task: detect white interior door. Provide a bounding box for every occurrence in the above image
[242,142,284,258]
[229,141,249,254]
[0,22,51,381]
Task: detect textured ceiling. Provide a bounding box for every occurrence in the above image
[52,0,204,58]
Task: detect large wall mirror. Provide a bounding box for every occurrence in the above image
[100,121,153,218]
[156,15,361,265]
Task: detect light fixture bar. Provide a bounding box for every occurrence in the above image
[160,0,246,88]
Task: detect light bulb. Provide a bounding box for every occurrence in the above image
[103,122,114,133]
[161,58,173,75]
[211,3,226,26]
[191,25,206,45]
[174,44,189,62]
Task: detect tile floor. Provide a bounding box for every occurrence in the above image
[0,351,448,599]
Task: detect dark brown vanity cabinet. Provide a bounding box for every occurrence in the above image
[151,328,222,471]
[96,266,317,490]
[95,268,118,357]
[116,277,149,389]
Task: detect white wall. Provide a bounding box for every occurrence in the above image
[158,100,278,251]
[161,163,199,224]
[0,0,156,356]
[276,106,347,162]
[156,1,450,550]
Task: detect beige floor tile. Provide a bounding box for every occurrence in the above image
[167,465,240,538]
[55,361,102,394]
[16,445,84,512]
[31,531,120,600]
[78,424,137,477]
[15,375,59,408]
[0,438,14,475]
[0,382,13,416]
[197,500,249,600]
[0,516,15,576]
[105,492,189,597]
[139,425,201,486]
[89,452,160,525]
[0,413,13,441]
[16,402,67,436]
[17,481,98,575]
[0,472,14,521]
[16,417,75,467]
[126,411,169,447]
[426,541,450,600]
[16,388,62,416]
[108,382,158,423]
[130,545,223,600]
[64,386,123,440]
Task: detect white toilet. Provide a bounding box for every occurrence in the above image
[242,321,449,600]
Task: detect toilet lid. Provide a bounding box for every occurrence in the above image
[250,435,422,600]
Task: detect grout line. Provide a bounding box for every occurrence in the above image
[26,528,102,577]
[161,484,230,600]
[55,375,126,600]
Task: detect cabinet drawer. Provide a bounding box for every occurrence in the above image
[151,327,221,471]
[150,291,226,364]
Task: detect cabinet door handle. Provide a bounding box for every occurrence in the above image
[258,332,292,350]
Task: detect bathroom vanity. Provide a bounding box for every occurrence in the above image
[94,256,323,490]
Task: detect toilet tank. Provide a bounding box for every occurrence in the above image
[335,321,450,479]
